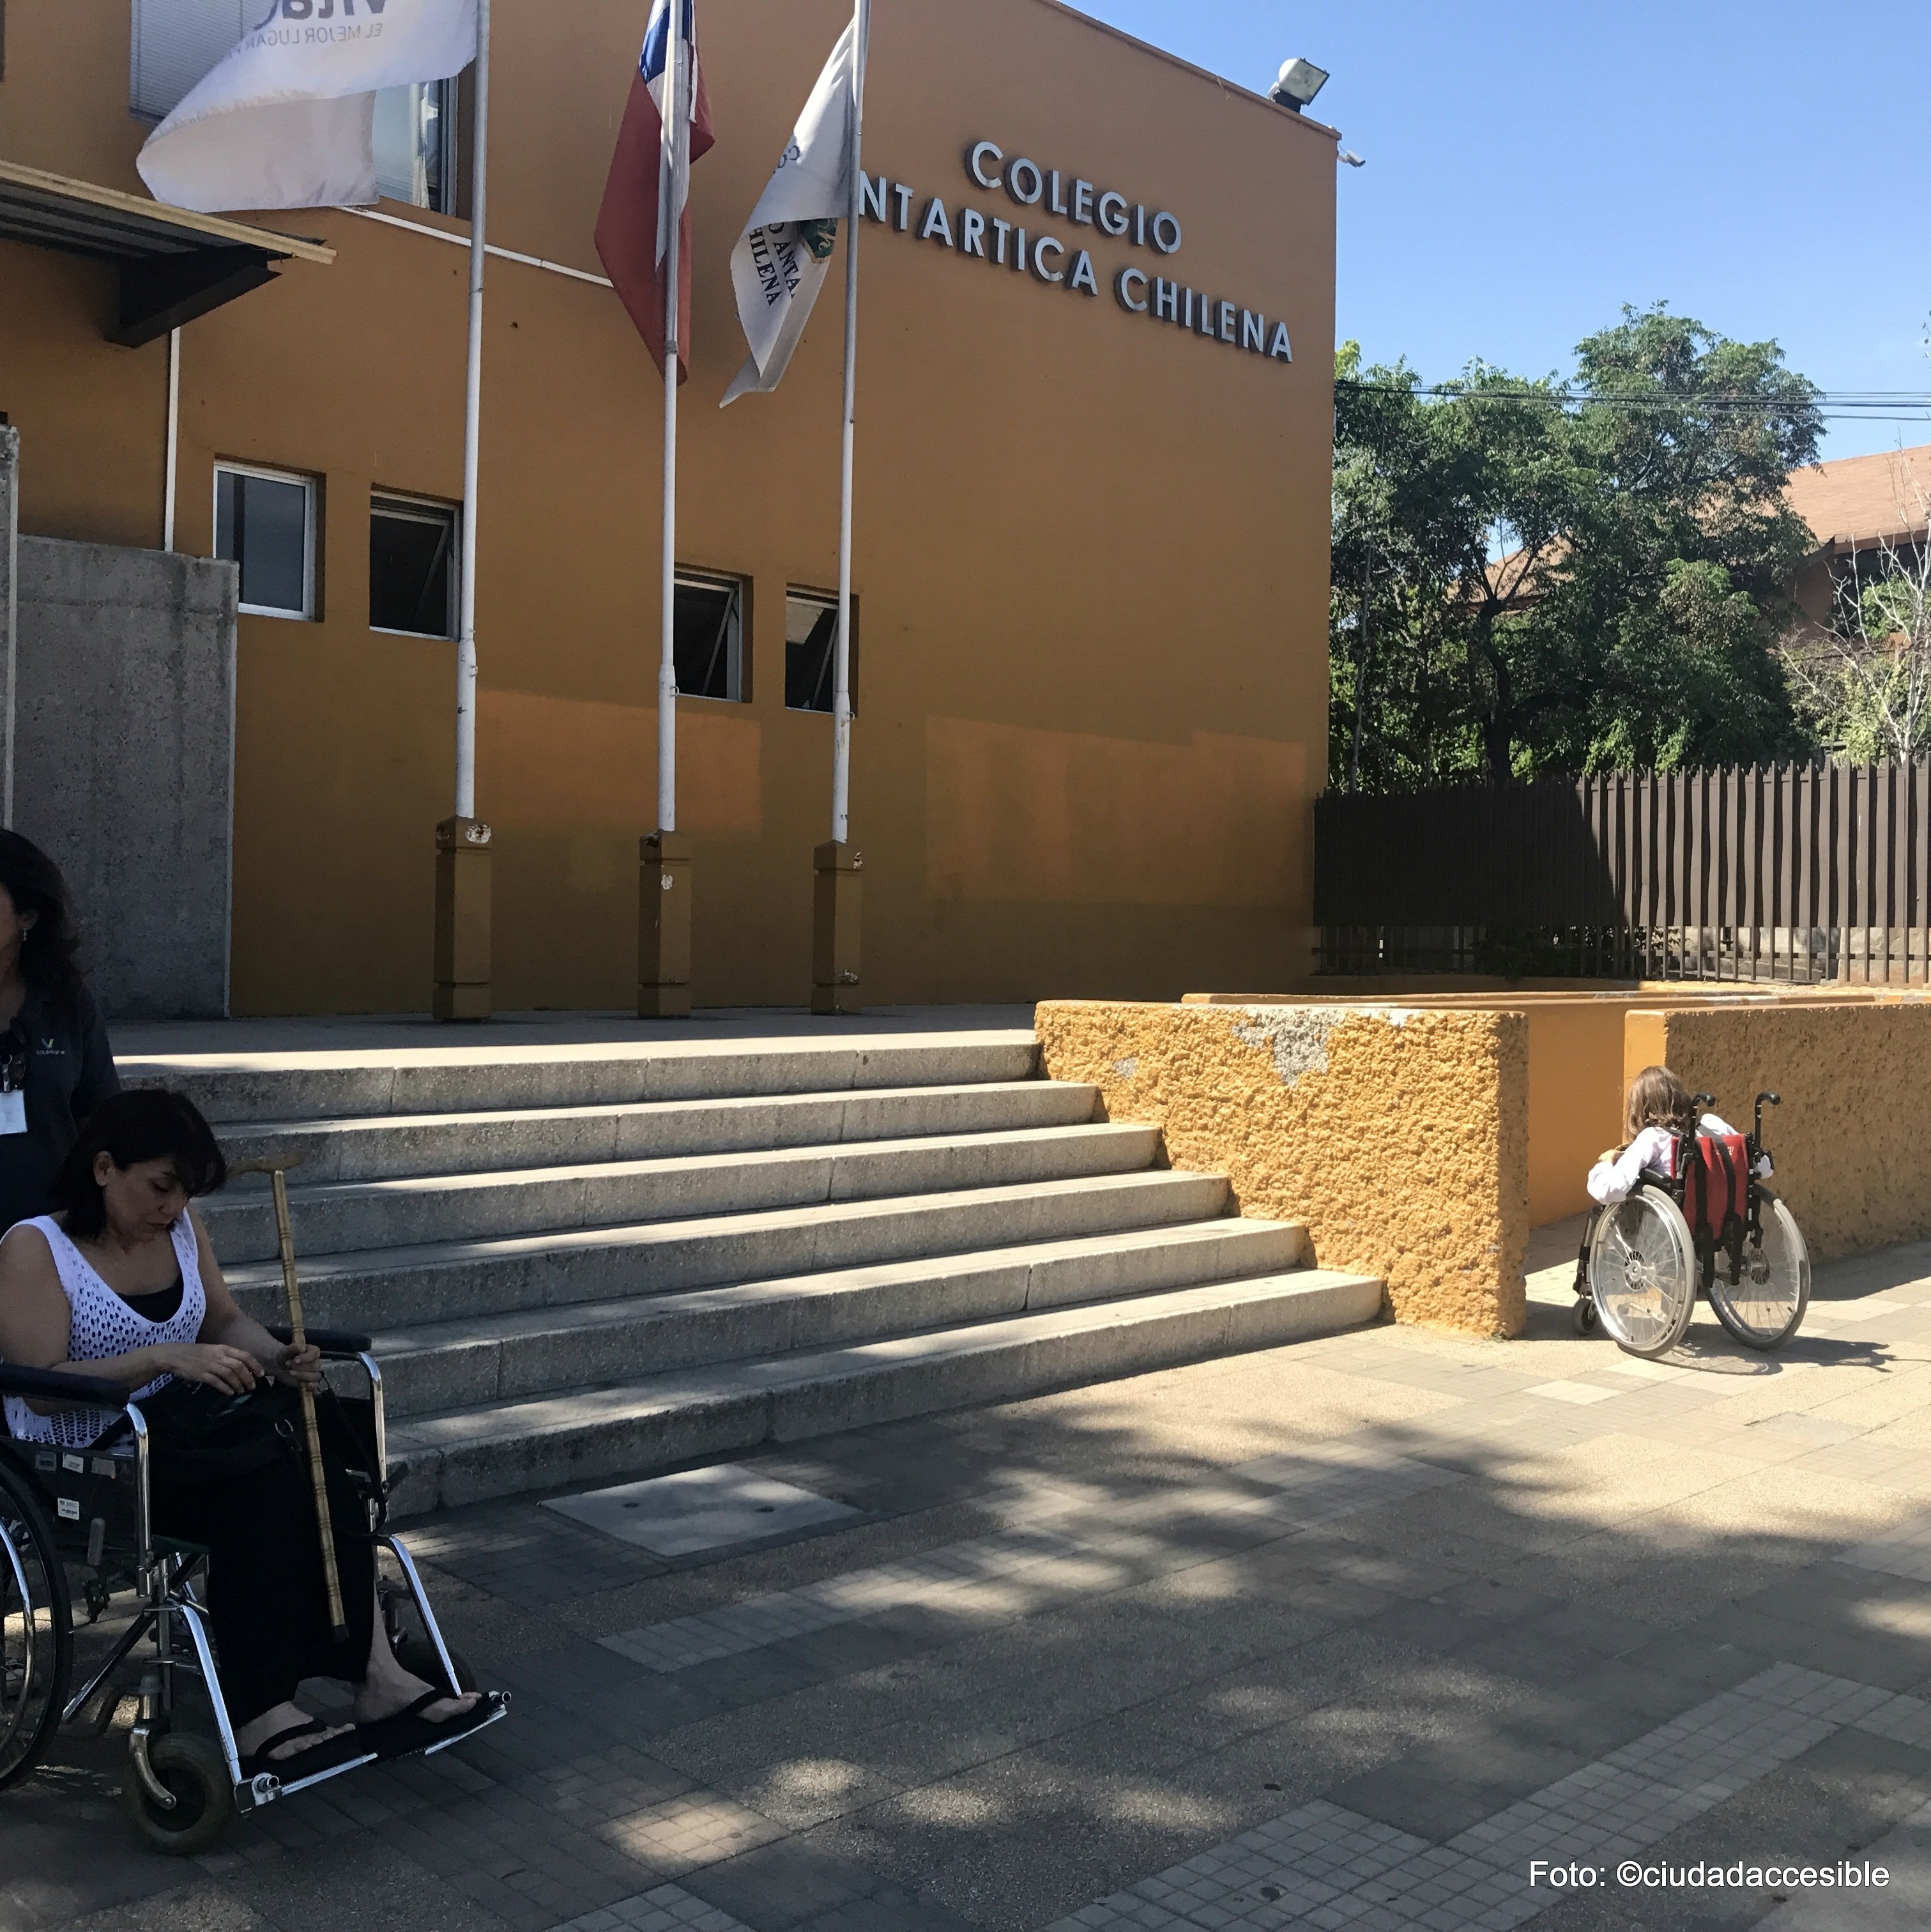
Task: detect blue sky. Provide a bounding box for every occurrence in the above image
[1079,0,1931,461]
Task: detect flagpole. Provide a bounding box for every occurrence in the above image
[831,0,867,846]
[434,0,494,1020]
[457,1,489,824]
[658,5,680,840]
[640,0,694,1016]
[812,0,868,1016]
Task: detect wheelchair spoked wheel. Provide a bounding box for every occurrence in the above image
[1589,1192,1698,1359]
[1709,1197,1811,1351]
[0,1459,73,1793]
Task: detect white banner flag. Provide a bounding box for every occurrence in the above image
[721,20,857,406]
[137,0,478,213]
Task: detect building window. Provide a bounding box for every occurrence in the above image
[130,0,248,121]
[370,495,457,638]
[786,590,855,714]
[374,79,458,213]
[214,464,315,620]
[674,572,745,702]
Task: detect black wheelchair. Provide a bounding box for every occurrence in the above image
[1,1335,504,1852]
[1573,1091,1810,1359]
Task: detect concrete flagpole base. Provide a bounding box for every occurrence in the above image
[639,829,693,1018]
[432,816,493,1022]
[811,839,863,1016]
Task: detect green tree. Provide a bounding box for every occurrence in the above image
[1331,307,1824,787]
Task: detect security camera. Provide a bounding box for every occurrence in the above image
[1270,58,1329,111]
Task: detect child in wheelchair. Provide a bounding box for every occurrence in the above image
[1586,1065,1772,1206]
[1575,1064,1808,1358]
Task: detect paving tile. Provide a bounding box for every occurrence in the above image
[600,1795,789,1877]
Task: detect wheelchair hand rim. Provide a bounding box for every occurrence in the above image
[1589,1192,1697,1358]
[0,1462,72,1786]
[1709,1196,1810,1349]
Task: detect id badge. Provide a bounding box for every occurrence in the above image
[0,1089,23,1135]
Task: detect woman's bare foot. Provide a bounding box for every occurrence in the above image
[358,1590,484,1729]
[234,1700,354,1763]
[353,1667,481,1729]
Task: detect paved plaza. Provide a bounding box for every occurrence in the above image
[11,1224,1931,1932]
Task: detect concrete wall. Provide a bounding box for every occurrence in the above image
[1037,999,1529,1337]
[13,535,236,1020]
[1624,997,1931,1261]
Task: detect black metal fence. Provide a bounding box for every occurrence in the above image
[1315,764,1931,982]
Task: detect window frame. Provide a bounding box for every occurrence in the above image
[784,586,858,717]
[213,461,317,622]
[673,568,748,704]
[373,76,461,215]
[369,490,460,640]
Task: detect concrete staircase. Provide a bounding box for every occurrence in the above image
[139,1031,1384,1514]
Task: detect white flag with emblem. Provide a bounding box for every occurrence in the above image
[137,0,478,213]
[720,19,857,406]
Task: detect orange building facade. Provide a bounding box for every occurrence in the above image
[0,0,1338,1015]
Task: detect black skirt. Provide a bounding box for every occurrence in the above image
[144,1395,376,1729]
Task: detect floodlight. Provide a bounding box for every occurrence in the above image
[1270,58,1329,111]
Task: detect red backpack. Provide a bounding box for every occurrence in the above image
[1683,1131,1750,1236]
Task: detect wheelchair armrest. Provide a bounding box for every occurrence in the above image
[264,1324,375,1358]
[0,1362,130,1409]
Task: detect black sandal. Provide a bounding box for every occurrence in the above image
[237,1718,367,1781]
[360,1688,503,1760]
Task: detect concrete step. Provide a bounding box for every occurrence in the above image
[128,1032,1039,1124]
[225,1169,1235,1332]
[371,1217,1309,1417]
[214,1080,1099,1189]
[383,1268,1387,1514]
[203,1122,1161,1265]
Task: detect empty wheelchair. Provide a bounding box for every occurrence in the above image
[1,1336,503,1853]
[1573,1091,1810,1359]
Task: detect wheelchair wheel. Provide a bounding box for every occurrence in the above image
[0,1459,72,1793]
[1588,1192,1697,1358]
[1709,1197,1810,1351]
[1573,1297,1598,1335]
[123,1729,234,1856]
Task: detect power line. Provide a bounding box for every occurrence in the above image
[1335,378,1930,423]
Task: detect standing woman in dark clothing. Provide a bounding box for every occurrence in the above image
[0,831,118,1230]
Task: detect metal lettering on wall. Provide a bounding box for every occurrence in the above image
[855,139,1293,366]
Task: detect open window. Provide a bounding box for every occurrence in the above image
[673,572,746,702]
[786,588,857,715]
[370,494,457,638]
[214,463,316,620]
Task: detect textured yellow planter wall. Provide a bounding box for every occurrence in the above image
[1036,1000,1529,1337]
[1624,1000,1931,1260]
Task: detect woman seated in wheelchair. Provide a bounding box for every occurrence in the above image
[0,1089,494,1779]
[1587,1065,1771,1206]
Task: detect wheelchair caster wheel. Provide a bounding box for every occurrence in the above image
[1574,1298,1598,1335]
[394,1637,479,1699]
[123,1730,233,1855]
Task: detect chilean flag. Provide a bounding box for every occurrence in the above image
[596,0,715,379]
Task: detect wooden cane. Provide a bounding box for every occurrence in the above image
[245,1158,347,1641]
